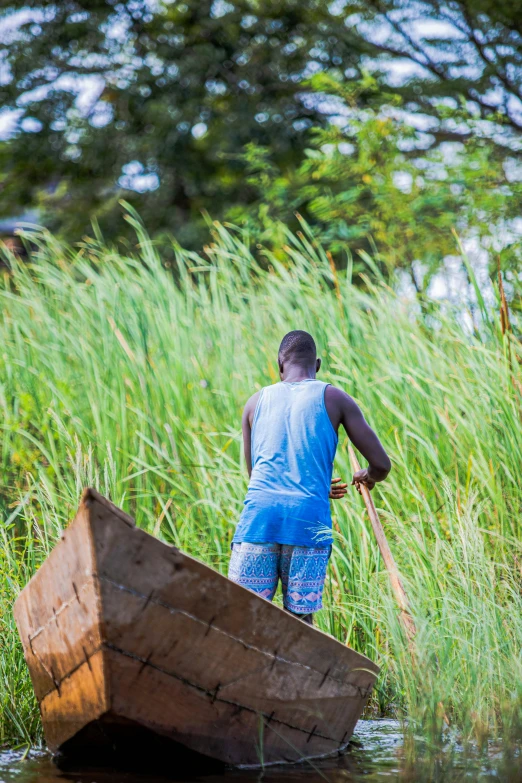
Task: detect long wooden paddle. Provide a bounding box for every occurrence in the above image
[349,445,416,644]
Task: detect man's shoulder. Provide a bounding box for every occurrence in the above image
[325,385,359,412]
[325,384,352,403]
[244,389,261,412]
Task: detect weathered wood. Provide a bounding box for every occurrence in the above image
[14,504,101,702]
[40,650,108,752]
[14,488,379,768]
[349,446,416,644]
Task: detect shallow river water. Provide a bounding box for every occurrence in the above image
[0,721,520,783]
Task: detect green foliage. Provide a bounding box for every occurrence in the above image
[229,78,522,284]
[3,0,522,267]
[0,0,369,245]
[1,219,521,766]
[343,0,522,150]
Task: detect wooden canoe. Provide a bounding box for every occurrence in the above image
[14,488,379,769]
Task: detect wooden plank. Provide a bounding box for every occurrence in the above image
[24,576,101,701]
[13,503,100,701]
[40,649,109,752]
[97,578,372,741]
[105,647,342,766]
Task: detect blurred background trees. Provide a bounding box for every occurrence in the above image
[1,0,372,245]
[230,75,521,289]
[1,0,522,286]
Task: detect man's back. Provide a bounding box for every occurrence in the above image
[233,379,337,547]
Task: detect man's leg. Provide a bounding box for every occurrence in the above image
[281,545,331,621]
[228,542,279,601]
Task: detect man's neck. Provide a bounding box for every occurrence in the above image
[281,365,316,383]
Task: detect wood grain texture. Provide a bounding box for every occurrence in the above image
[14,503,100,702]
[14,488,380,767]
[40,649,109,751]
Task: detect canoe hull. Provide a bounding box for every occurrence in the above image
[14,489,379,767]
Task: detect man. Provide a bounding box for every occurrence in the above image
[229,330,391,624]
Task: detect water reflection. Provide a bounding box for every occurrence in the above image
[0,720,519,783]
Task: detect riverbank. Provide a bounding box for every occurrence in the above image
[1,220,521,758]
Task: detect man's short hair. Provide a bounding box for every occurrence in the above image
[278,330,317,365]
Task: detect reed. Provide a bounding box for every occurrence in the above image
[1,214,521,763]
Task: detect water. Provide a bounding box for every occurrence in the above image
[0,721,519,783]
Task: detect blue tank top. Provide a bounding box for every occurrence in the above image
[233,380,338,547]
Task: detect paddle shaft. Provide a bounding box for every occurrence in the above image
[349,446,416,643]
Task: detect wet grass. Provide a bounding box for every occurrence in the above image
[0,214,521,767]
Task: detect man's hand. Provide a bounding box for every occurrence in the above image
[351,468,376,495]
[329,476,348,500]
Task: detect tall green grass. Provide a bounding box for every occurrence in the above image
[1,215,521,763]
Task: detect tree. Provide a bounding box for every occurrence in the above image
[0,0,372,244]
[2,0,522,258]
[229,75,522,287]
[339,0,522,154]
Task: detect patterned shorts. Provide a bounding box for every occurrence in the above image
[228,542,331,614]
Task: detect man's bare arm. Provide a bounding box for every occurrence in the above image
[342,396,391,483]
[325,386,391,491]
[242,392,260,477]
